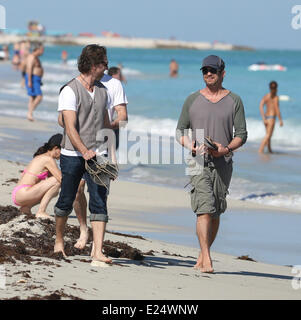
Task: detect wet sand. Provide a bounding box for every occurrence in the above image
[0,159,300,300]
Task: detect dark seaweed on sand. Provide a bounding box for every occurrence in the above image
[237,255,257,262]
[0,205,145,265]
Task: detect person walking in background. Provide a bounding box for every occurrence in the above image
[108,66,122,81]
[2,45,9,61]
[61,50,68,64]
[113,64,127,83]
[169,58,179,77]
[19,41,31,88]
[54,44,113,264]
[176,55,247,273]
[11,134,62,219]
[73,63,128,249]
[11,42,21,69]
[258,81,283,154]
[57,60,128,250]
[25,42,44,121]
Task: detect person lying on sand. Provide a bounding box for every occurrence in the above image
[11,134,62,219]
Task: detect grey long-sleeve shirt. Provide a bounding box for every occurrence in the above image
[176,90,247,165]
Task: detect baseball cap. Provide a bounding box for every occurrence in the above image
[200,55,225,71]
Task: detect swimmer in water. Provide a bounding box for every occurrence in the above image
[169,59,179,78]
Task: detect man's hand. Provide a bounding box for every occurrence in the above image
[208,142,229,158]
[28,81,32,88]
[279,120,283,127]
[82,149,96,160]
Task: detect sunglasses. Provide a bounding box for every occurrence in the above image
[202,67,218,75]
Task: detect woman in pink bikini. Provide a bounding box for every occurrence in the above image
[12,134,62,219]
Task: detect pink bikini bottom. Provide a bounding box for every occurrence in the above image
[12,184,32,206]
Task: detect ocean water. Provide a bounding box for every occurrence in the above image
[0,45,301,212]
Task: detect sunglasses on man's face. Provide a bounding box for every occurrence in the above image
[202,67,218,75]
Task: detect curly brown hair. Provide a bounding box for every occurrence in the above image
[78,44,107,74]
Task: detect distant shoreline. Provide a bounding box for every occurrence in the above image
[0,34,254,51]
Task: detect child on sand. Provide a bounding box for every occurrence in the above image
[12,134,62,219]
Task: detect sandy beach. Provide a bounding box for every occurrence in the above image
[0,156,300,300]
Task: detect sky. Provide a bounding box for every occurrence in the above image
[1,0,301,50]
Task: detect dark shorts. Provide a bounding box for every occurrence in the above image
[54,154,108,222]
[190,161,233,219]
[25,74,42,97]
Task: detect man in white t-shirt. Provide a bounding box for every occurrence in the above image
[54,44,113,265]
[58,63,128,250]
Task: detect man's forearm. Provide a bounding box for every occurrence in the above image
[111,105,128,129]
[227,137,243,151]
[180,135,193,150]
[111,118,128,129]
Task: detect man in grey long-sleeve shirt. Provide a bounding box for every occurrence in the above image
[176,55,247,273]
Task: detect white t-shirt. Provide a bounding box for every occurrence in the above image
[58,79,96,156]
[58,76,128,156]
[101,74,128,121]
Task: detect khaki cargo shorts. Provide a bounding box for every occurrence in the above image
[189,162,233,219]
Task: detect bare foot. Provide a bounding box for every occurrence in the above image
[92,252,112,264]
[20,206,32,214]
[90,243,112,264]
[194,261,203,270]
[27,113,34,122]
[36,212,52,220]
[200,257,214,273]
[74,227,89,250]
[200,266,214,273]
[54,241,67,258]
[193,253,203,270]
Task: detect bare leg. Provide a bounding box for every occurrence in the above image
[21,77,25,88]
[267,120,275,153]
[195,216,219,270]
[73,180,89,249]
[195,214,214,273]
[54,215,68,258]
[267,139,272,153]
[27,95,42,121]
[16,177,60,209]
[258,122,268,153]
[36,181,60,219]
[91,221,112,264]
[259,120,275,153]
[27,96,35,121]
